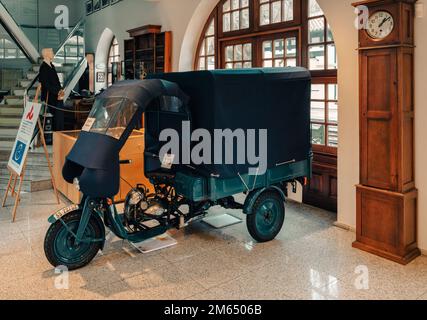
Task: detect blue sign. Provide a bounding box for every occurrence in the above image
[12,140,26,166]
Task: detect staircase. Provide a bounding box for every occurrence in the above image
[0,14,86,194]
[0,64,49,192]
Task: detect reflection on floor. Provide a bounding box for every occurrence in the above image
[0,190,427,300]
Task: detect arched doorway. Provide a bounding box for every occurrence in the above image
[107,37,120,87]
[192,0,339,212]
[94,28,115,93]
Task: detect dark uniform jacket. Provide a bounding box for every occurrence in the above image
[39,61,62,106]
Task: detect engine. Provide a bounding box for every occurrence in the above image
[123,186,167,229]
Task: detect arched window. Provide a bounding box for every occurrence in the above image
[107,37,120,87]
[195,0,338,152]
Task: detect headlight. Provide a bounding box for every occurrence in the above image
[128,190,143,205]
[73,178,80,191]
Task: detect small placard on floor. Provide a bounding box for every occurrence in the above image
[130,233,177,254]
[202,213,242,229]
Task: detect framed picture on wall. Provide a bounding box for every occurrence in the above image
[96,72,106,83]
[86,0,93,15]
[101,0,110,8]
[93,0,101,12]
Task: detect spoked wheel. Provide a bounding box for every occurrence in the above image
[44,211,103,270]
[246,191,285,242]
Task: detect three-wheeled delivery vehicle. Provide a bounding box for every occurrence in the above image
[44,68,312,270]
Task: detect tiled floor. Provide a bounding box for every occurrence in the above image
[0,190,427,300]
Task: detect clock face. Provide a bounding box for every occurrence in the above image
[366,11,394,40]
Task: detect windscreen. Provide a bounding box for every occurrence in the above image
[86,97,138,139]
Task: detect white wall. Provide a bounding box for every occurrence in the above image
[85,0,427,251]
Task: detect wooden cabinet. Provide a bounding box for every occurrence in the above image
[53,130,152,204]
[124,25,172,79]
[352,0,419,264]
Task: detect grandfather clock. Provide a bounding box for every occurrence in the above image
[352,0,420,264]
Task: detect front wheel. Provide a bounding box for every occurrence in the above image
[246,191,285,242]
[44,210,103,270]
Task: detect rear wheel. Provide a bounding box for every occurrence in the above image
[246,191,285,242]
[44,211,103,270]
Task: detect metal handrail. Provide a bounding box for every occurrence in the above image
[53,18,85,60]
[23,18,86,99]
[0,0,39,63]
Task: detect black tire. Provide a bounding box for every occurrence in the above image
[246,191,285,242]
[44,210,103,270]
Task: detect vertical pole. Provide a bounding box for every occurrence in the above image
[11,174,18,196]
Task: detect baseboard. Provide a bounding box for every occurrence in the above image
[333,221,356,232]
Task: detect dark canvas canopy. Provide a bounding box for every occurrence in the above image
[149,68,312,179]
[63,79,189,197]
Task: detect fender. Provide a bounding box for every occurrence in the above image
[47,204,106,249]
[243,186,286,215]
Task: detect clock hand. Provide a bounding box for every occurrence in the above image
[378,16,391,28]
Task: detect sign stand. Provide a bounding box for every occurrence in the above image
[1,86,60,222]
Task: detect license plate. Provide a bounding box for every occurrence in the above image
[52,205,80,221]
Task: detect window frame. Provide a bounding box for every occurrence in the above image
[195,0,338,156]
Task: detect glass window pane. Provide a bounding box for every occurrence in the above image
[260,3,270,26]
[327,44,338,69]
[274,39,284,57]
[286,37,297,57]
[308,0,324,17]
[263,41,273,59]
[232,0,239,10]
[223,0,231,11]
[327,24,334,41]
[206,20,215,36]
[328,102,338,124]
[198,57,205,70]
[207,56,215,70]
[275,59,285,67]
[232,11,240,30]
[311,84,325,100]
[311,124,326,145]
[242,0,249,7]
[283,0,294,21]
[223,13,231,32]
[309,18,325,44]
[328,84,338,100]
[309,45,325,70]
[241,8,250,29]
[243,43,252,60]
[328,125,338,147]
[272,1,282,24]
[200,39,206,56]
[207,37,215,55]
[263,60,273,67]
[0,49,4,58]
[225,63,233,69]
[243,61,252,68]
[234,62,243,68]
[234,44,243,61]
[286,58,297,67]
[225,46,233,62]
[311,101,325,122]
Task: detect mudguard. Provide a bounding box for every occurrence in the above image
[243,186,286,215]
[47,205,106,249]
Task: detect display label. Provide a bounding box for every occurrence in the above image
[161,153,175,169]
[82,117,95,132]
